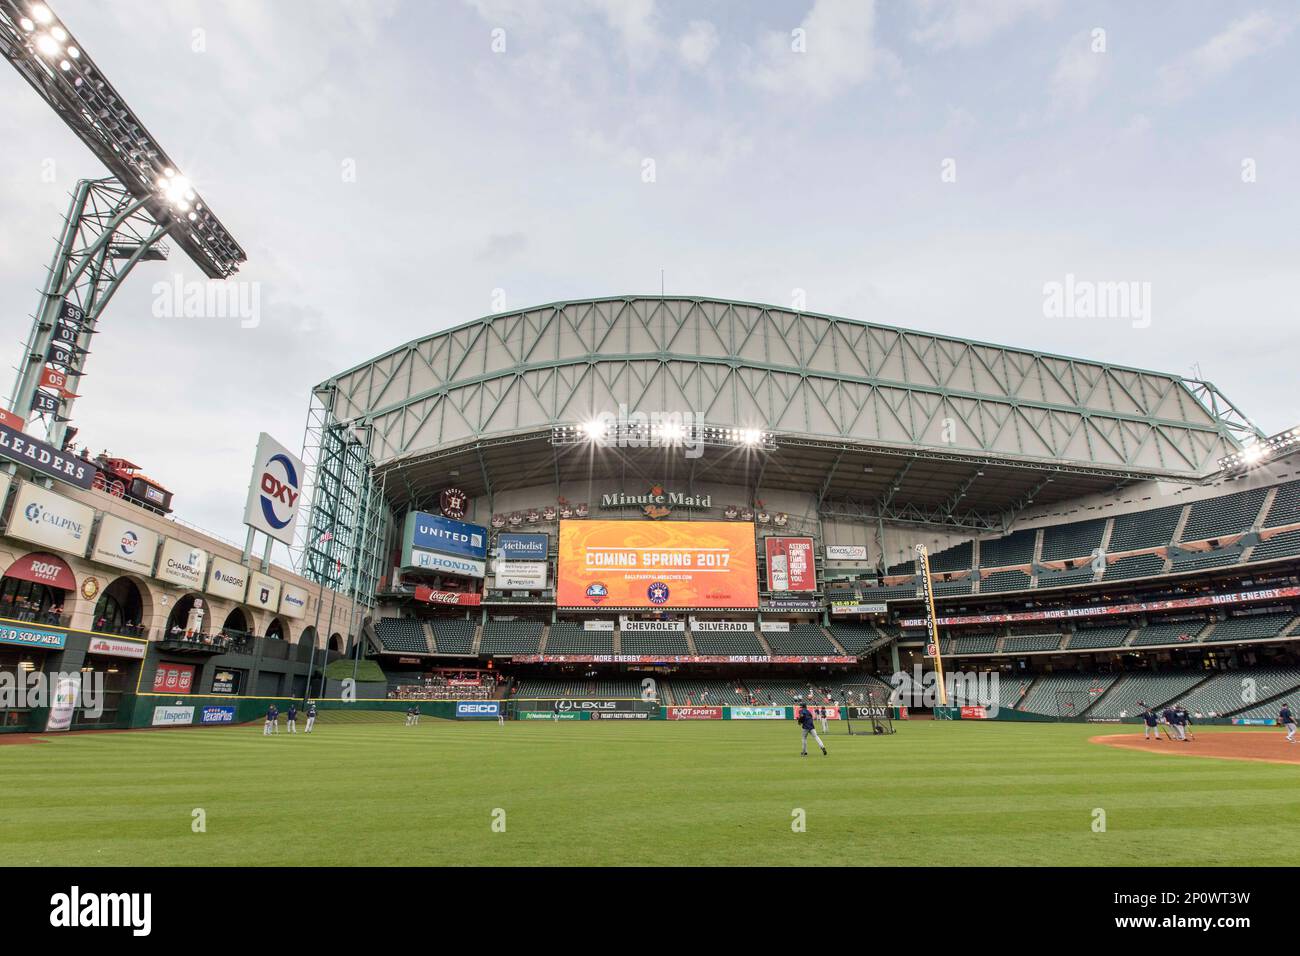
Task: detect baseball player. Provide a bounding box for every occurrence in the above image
[1280,702,1296,743]
[1141,706,1161,740]
[263,703,278,736]
[796,703,828,757]
[305,701,318,734]
[285,702,297,734]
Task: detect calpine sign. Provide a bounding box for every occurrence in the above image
[243,433,304,546]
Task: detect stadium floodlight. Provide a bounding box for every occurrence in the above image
[0,0,247,446]
[581,419,608,442]
[1216,426,1300,474]
[0,0,245,279]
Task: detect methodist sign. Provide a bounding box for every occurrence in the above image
[243,433,305,546]
[557,520,759,609]
[497,533,547,560]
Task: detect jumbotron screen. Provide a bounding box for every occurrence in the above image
[557,520,759,608]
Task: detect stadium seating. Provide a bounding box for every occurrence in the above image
[1101,552,1166,581]
[1036,566,1097,589]
[374,618,429,654]
[690,630,767,656]
[980,569,1032,593]
[994,674,1034,711]
[763,623,838,655]
[1001,633,1064,654]
[1066,625,1132,650]
[545,624,614,654]
[1087,671,1206,718]
[478,620,543,655]
[1040,518,1105,562]
[1249,529,1300,563]
[429,620,476,655]
[829,624,890,655]
[978,528,1036,567]
[932,577,974,596]
[1016,673,1116,716]
[667,678,750,706]
[512,677,647,698]
[1181,487,1267,541]
[619,630,691,656]
[1108,504,1182,552]
[1202,611,1295,644]
[948,633,998,655]
[1128,620,1206,646]
[1168,548,1245,573]
[1172,667,1300,717]
[1263,480,1300,528]
[929,541,973,572]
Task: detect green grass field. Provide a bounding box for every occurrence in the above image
[3,717,1298,866]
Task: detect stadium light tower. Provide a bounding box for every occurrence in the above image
[0,0,246,447]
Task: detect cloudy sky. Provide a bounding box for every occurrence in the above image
[1,0,1298,562]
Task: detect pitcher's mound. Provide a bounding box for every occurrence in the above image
[1091,730,1300,765]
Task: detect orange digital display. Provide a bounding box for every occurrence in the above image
[557,520,759,608]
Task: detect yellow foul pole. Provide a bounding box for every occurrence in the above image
[914,544,948,707]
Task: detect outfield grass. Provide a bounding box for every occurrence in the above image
[3,718,1298,866]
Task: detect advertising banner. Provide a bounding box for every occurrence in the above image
[279,583,309,619]
[619,617,685,631]
[211,669,242,694]
[155,538,207,588]
[243,432,305,546]
[520,711,582,720]
[8,482,94,555]
[830,602,888,616]
[583,619,615,631]
[764,536,816,592]
[206,556,249,602]
[200,705,237,724]
[961,706,990,719]
[667,706,723,720]
[589,711,650,720]
[898,585,1300,628]
[689,618,754,632]
[413,586,482,606]
[4,551,75,590]
[0,623,66,650]
[91,512,159,575]
[246,572,281,612]
[152,706,195,726]
[85,636,146,659]
[44,675,81,732]
[456,701,500,718]
[151,662,196,694]
[557,520,759,608]
[494,560,547,589]
[408,548,486,579]
[729,706,787,720]
[759,621,790,632]
[0,420,95,488]
[826,545,868,561]
[498,533,548,560]
[404,511,488,561]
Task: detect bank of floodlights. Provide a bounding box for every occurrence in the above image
[0,0,245,277]
[1217,426,1300,474]
[551,420,775,451]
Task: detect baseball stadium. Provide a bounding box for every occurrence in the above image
[1,1,1298,877]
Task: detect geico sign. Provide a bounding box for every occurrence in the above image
[256,454,301,530]
[457,702,499,714]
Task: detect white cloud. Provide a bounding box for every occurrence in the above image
[678,20,719,68]
[1050,29,1107,113]
[746,0,896,99]
[911,0,1057,50]
[1156,11,1295,101]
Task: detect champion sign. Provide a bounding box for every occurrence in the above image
[243,433,305,546]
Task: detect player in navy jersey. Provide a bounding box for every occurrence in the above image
[1280,702,1296,743]
[1141,706,1160,741]
[264,703,278,736]
[797,703,827,756]
[305,702,318,734]
[286,703,297,734]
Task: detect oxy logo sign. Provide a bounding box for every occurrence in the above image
[119,530,138,556]
[243,434,305,545]
[258,454,299,529]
